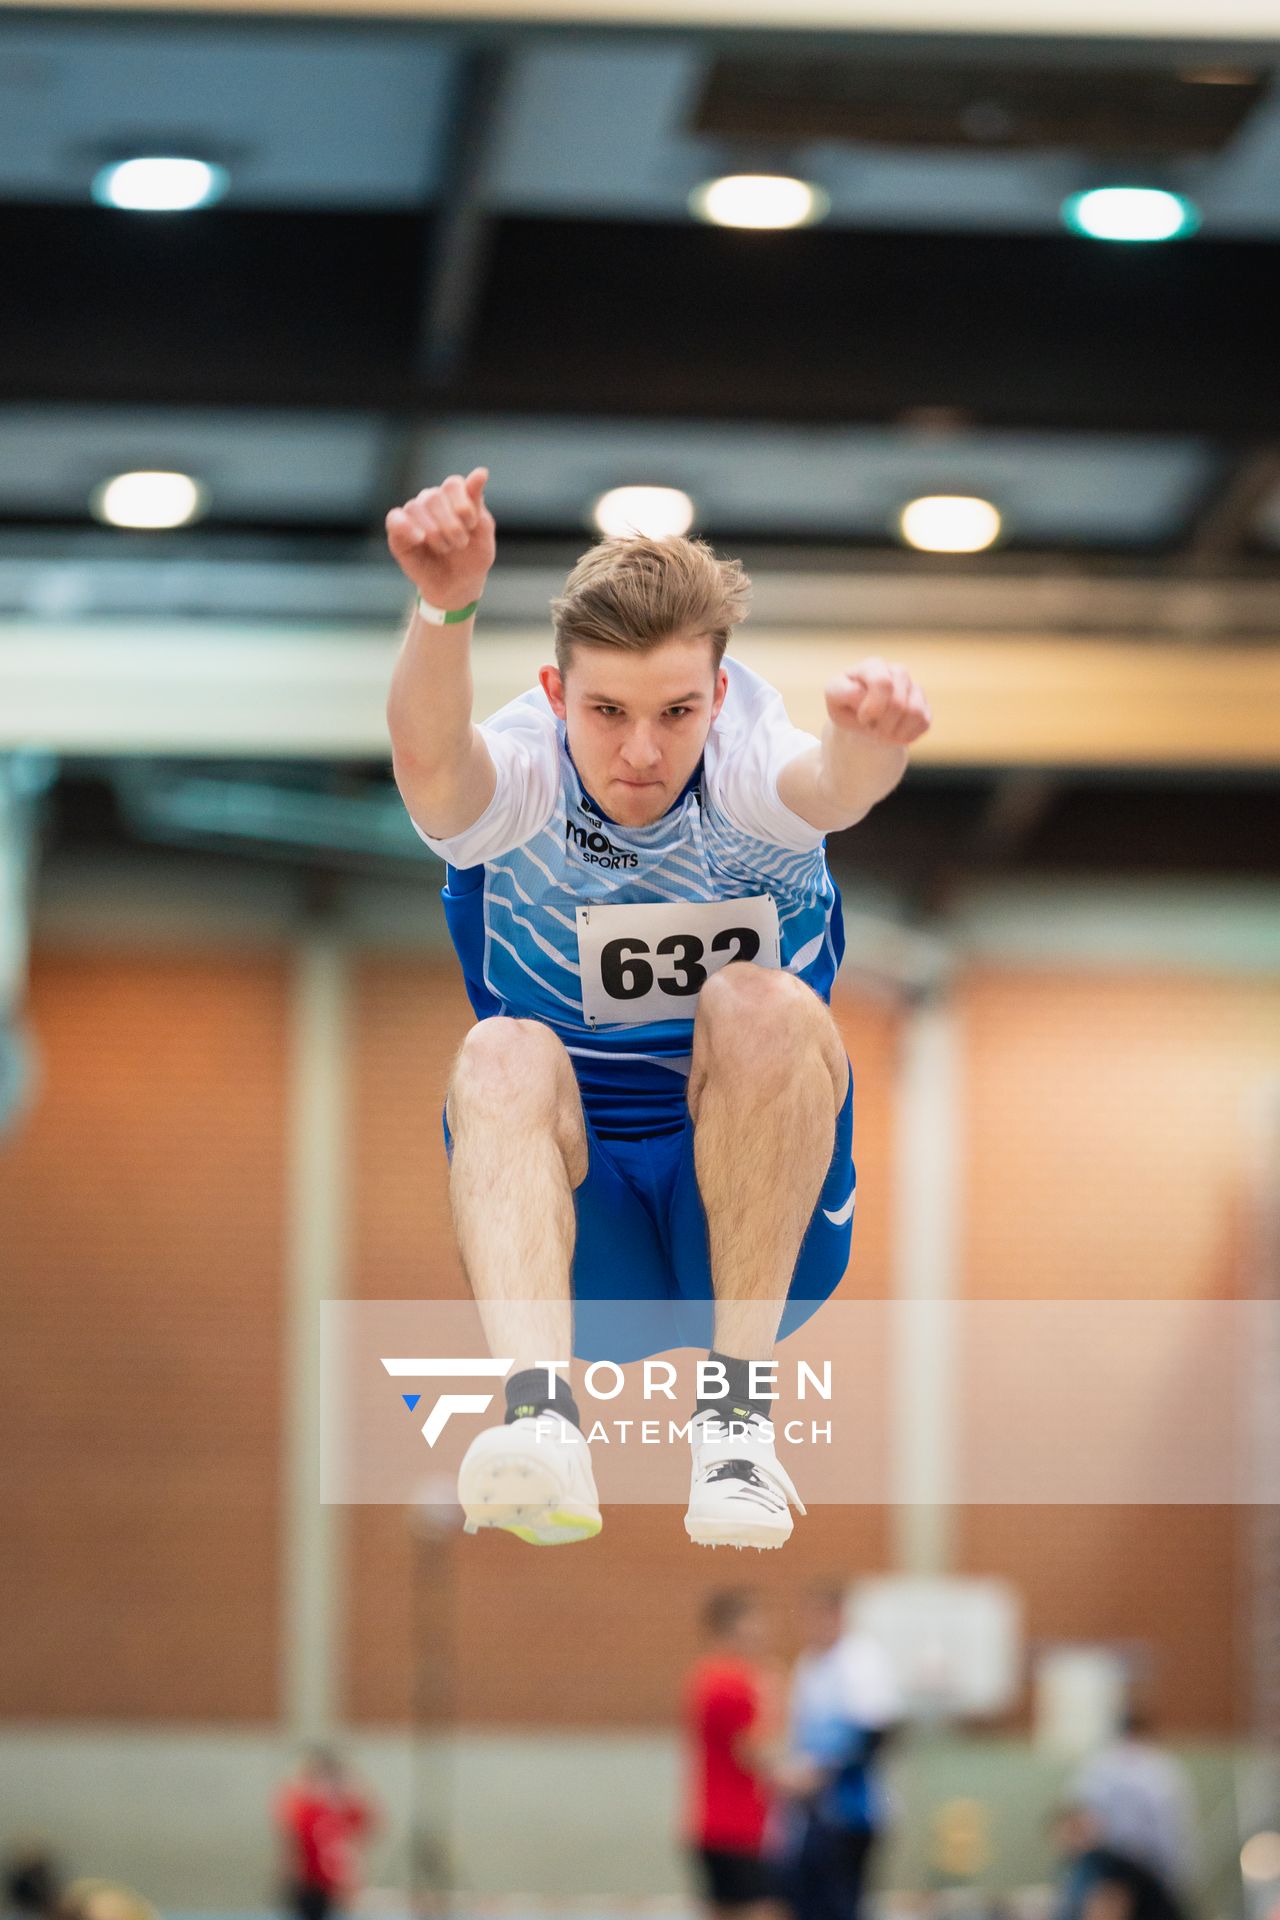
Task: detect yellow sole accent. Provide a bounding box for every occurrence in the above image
[506,1507,603,1546]
[462,1497,602,1545]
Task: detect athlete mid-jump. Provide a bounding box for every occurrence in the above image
[385,468,930,1552]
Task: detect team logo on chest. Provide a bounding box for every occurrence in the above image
[565,808,639,870]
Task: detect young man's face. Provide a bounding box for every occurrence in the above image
[540,632,728,829]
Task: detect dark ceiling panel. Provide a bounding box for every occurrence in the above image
[44,762,1280,884]
[1019,778,1280,875]
[469,220,1278,436]
[693,52,1270,156]
[2,204,1276,437]
[3,203,424,404]
[830,772,1280,890]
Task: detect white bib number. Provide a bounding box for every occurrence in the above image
[576,895,780,1027]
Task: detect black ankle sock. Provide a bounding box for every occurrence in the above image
[696,1349,768,1425]
[505,1367,581,1431]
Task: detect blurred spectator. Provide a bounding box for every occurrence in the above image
[1052,1803,1187,1920]
[778,1583,903,1920]
[3,1842,61,1920]
[273,1746,379,1920]
[682,1588,785,1920]
[59,1881,159,1920]
[1071,1710,1200,1902]
[928,1797,995,1892]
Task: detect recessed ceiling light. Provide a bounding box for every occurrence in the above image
[1062,186,1198,243]
[592,486,695,540]
[689,173,829,231]
[899,494,1001,554]
[92,471,207,530]
[91,156,229,212]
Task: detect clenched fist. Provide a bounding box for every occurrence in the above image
[824,658,931,745]
[385,467,495,612]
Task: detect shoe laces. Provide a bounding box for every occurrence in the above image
[692,1408,805,1514]
[703,1459,790,1511]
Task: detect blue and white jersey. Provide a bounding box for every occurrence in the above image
[411,656,845,1140]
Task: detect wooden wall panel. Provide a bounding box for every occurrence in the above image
[953,969,1280,1732]
[0,952,288,1720]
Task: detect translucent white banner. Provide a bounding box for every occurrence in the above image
[320,1299,1280,1506]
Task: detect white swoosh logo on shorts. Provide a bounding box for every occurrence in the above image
[823,1185,856,1227]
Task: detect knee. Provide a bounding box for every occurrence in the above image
[695,964,844,1102]
[696,962,817,1050]
[447,1017,568,1128]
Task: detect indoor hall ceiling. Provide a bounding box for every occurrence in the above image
[3,19,1280,233]
[0,407,1229,551]
[1,12,1277,565]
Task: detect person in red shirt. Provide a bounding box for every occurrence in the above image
[682,1589,784,1920]
[273,1747,379,1920]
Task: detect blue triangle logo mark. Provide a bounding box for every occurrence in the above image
[402,1393,421,1412]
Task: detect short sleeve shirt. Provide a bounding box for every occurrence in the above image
[789,1634,903,1832]
[411,656,845,1138]
[683,1654,771,1853]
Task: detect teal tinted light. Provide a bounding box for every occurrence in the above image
[91,157,229,212]
[1062,187,1199,242]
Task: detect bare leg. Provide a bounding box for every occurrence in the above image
[445,1017,588,1372]
[687,964,848,1361]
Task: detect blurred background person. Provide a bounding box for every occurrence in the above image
[1051,1802,1187,1920]
[1071,1708,1202,1910]
[2,1842,61,1920]
[682,1588,785,1920]
[273,1747,379,1920]
[925,1796,996,1903]
[779,1583,903,1920]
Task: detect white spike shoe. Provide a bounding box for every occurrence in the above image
[684,1408,806,1550]
[457,1414,602,1545]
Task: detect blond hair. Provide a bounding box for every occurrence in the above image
[549,534,751,678]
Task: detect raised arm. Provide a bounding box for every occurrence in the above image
[384,467,498,839]
[777,656,932,833]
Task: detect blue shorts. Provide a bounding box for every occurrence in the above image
[442,1058,855,1362]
